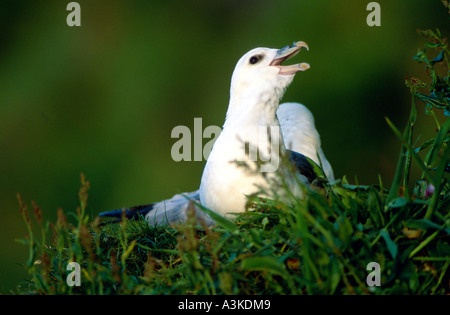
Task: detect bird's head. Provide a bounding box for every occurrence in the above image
[230,41,310,104]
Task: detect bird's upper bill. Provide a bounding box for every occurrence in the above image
[270,41,310,75]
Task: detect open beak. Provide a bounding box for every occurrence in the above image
[270,41,310,75]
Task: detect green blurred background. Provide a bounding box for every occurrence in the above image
[0,0,448,291]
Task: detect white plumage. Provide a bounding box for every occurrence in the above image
[144,101,333,226]
[199,42,314,216]
[100,42,334,226]
[277,102,334,182]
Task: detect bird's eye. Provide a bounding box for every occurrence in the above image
[249,55,262,65]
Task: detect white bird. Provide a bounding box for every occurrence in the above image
[199,42,313,217]
[99,42,333,226]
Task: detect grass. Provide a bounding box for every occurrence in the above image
[11,5,450,295]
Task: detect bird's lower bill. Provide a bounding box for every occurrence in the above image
[276,63,310,75]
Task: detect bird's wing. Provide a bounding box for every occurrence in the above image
[277,102,335,181]
[98,190,215,226]
[287,149,318,184]
[98,204,154,220]
[145,190,214,226]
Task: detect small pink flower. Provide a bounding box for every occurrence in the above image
[425,184,435,198]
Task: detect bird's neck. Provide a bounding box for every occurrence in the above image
[219,85,287,166]
[225,84,284,128]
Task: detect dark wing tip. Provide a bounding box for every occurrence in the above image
[98,204,155,220]
[287,150,319,184]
